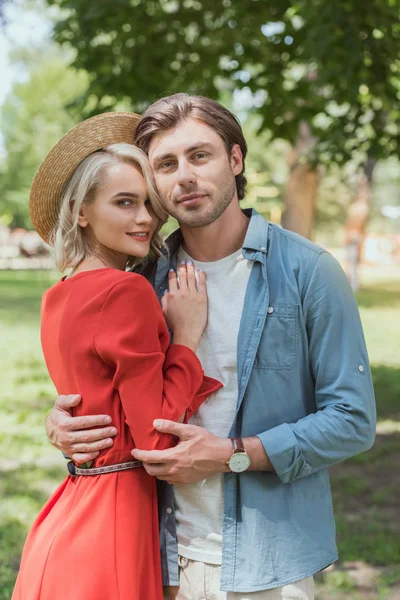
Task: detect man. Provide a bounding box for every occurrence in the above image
[46,94,376,600]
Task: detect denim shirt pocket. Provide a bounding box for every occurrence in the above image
[254,304,299,369]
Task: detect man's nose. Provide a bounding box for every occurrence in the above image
[177,159,196,186]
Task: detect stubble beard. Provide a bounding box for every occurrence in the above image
[168,178,237,228]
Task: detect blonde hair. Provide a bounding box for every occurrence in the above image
[52,143,168,272]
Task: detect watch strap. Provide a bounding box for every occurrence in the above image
[231,437,246,454]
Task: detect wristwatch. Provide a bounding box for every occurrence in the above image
[227,437,251,473]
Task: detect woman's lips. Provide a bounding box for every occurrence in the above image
[126,232,150,242]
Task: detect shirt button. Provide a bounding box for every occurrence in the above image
[166,507,173,515]
[267,307,274,314]
[358,365,364,373]
[260,246,266,252]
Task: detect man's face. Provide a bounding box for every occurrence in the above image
[148,118,243,227]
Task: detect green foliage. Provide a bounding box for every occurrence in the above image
[0,45,88,228]
[46,0,400,165]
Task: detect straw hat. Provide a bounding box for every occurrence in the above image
[30,111,141,244]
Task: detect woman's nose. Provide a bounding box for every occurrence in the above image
[135,205,154,225]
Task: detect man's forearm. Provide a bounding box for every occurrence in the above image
[245,436,275,471]
[215,436,275,473]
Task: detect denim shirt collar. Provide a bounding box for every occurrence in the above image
[163,207,270,264]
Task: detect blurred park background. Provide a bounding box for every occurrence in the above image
[0,1,399,598]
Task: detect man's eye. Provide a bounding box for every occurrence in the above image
[194,152,207,159]
[159,161,174,169]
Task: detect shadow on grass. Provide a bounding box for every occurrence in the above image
[328,359,400,574]
[330,430,400,567]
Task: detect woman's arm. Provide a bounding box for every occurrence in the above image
[95,272,220,451]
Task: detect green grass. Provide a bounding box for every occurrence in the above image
[0,270,62,600]
[314,267,400,599]
[0,268,399,599]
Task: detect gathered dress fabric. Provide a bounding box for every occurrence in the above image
[12,268,221,600]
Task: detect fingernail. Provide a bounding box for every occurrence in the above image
[163,289,168,296]
[110,428,118,435]
[180,260,185,265]
[169,268,175,273]
[153,419,163,428]
[187,260,193,266]
[104,416,112,424]
[197,268,203,273]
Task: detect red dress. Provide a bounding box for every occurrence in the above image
[12,269,221,600]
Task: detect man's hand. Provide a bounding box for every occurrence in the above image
[46,394,117,465]
[131,420,275,482]
[131,420,231,484]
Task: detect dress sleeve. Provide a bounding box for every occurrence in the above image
[95,275,222,450]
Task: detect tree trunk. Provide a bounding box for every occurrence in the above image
[344,158,376,291]
[282,122,319,240]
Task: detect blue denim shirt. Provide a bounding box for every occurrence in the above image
[138,209,376,593]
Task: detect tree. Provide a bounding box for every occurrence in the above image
[46,0,400,237]
[0,46,88,228]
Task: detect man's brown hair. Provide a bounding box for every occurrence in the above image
[134,93,248,200]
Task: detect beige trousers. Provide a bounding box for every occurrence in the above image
[170,557,314,600]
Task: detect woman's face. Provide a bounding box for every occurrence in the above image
[79,161,159,265]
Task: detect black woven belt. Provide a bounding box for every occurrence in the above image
[67,460,143,476]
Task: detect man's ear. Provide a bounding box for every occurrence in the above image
[77,204,89,228]
[230,144,243,176]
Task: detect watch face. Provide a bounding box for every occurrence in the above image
[229,452,251,473]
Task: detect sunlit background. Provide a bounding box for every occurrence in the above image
[0,1,399,598]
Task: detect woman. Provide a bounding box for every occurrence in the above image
[12,112,221,600]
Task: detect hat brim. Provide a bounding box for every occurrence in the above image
[30,111,141,244]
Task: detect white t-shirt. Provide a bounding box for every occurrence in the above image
[174,246,252,565]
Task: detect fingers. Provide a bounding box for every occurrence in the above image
[169,262,205,294]
[71,452,100,465]
[196,269,207,294]
[54,394,82,410]
[54,422,116,457]
[66,426,117,442]
[177,261,188,291]
[186,260,197,292]
[167,269,178,293]
[66,415,114,431]
[131,448,169,464]
[68,436,115,455]
[142,464,171,477]
[153,418,188,437]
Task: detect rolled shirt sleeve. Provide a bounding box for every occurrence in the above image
[258,251,376,484]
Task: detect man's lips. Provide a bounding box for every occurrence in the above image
[177,193,207,205]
